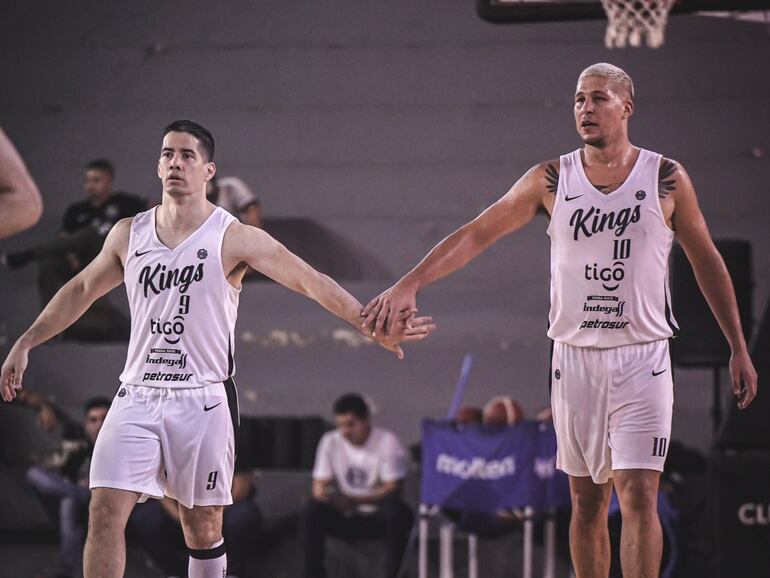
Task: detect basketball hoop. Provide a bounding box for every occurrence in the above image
[600,0,676,48]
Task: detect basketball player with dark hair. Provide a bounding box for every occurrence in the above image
[1,119,435,578]
[362,63,757,578]
[0,126,43,239]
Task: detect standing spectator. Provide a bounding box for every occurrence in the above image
[22,395,111,578]
[302,393,413,578]
[206,175,262,228]
[2,159,146,340]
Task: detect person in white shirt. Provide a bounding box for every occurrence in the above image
[1,120,434,578]
[206,175,262,228]
[361,63,758,578]
[302,393,413,578]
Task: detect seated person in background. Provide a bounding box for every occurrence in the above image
[302,393,413,578]
[206,175,264,281]
[482,395,524,427]
[20,394,111,578]
[455,404,483,426]
[2,159,146,341]
[128,463,262,578]
[206,175,262,228]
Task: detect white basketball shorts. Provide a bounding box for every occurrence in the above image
[90,379,239,508]
[550,339,673,484]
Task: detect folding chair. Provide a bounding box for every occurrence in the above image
[418,419,570,578]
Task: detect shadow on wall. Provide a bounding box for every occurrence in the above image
[264,217,391,281]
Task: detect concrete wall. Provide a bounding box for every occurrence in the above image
[1,1,768,450]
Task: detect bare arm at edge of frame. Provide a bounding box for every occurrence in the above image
[0,127,43,239]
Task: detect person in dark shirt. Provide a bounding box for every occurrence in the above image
[20,394,111,578]
[2,159,146,340]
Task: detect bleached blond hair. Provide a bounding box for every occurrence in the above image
[579,62,635,102]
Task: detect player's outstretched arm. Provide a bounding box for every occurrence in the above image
[0,219,129,401]
[223,222,435,359]
[669,160,757,409]
[362,163,548,337]
[0,127,43,239]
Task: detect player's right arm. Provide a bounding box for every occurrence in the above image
[362,162,552,336]
[0,127,43,240]
[0,218,130,401]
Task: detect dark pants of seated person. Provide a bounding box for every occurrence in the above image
[33,229,130,341]
[302,497,414,578]
[128,497,264,576]
[26,466,91,578]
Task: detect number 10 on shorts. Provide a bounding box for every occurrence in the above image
[652,437,667,458]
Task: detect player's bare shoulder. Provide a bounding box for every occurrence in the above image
[104,217,133,266]
[221,219,276,270]
[535,158,561,216]
[659,157,704,231]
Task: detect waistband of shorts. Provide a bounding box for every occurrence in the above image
[119,381,232,397]
[553,338,669,353]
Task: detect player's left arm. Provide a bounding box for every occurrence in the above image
[668,160,757,408]
[222,222,435,359]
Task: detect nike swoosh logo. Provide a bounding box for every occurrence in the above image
[135,249,152,257]
[652,369,667,376]
[204,402,222,412]
[564,194,584,202]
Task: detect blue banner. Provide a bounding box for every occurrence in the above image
[421,419,570,514]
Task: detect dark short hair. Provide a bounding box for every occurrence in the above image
[163,120,215,161]
[84,397,111,414]
[85,159,114,178]
[333,393,370,420]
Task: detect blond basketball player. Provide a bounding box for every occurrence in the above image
[362,63,758,578]
[0,127,43,239]
[1,120,435,578]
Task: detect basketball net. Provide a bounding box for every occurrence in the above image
[600,0,676,48]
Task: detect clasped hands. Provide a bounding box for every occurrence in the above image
[359,280,430,359]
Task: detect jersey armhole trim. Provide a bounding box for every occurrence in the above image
[654,155,675,233]
[219,216,242,294]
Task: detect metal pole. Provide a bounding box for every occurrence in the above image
[468,533,478,578]
[419,504,429,578]
[523,507,534,578]
[543,510,556,578]
[440,522,454,578]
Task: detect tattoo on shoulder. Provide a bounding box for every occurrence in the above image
[658,159,678,198]
[545,163,559,195]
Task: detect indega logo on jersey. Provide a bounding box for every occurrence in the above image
[569,204,641,241]
[138,263,204,298]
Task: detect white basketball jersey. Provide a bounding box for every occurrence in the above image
[546,148,679,348]
[120,206,240,387]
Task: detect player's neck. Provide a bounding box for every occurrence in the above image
[157,194,214,232]
[582,138,637,169]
